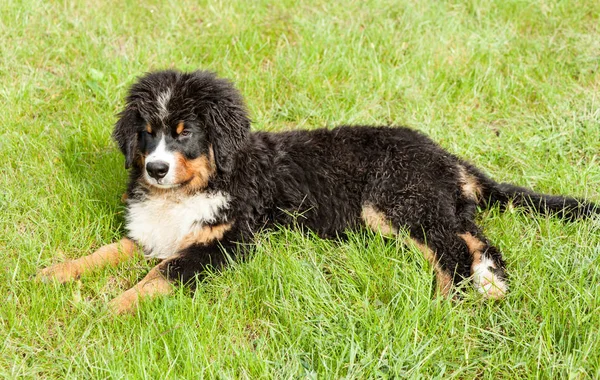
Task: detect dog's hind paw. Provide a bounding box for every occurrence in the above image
[472,257,508,299]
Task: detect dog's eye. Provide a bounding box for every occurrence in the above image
[139,130,153,139]
[179,130,192,138]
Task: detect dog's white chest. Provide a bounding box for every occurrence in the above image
[126,191,230,259]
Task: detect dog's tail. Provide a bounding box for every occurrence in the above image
[463,163,599,220]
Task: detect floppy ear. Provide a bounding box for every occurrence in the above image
[205,98,250,174]
[113,107,141,169]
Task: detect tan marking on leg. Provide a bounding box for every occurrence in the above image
[178,222,233,250]
[175,146,216,192]
[457,165,482,201]
[108,264,173,315]
[121,192,128,203]
[176,121,184,135]
[361,205,397,236]
[37,238,137,283]
[409,238,453,296]
[458,232,506,299]
[458,232,485,264]
[361,205,452,296]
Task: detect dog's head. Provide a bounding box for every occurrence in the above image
[113,70,250,190]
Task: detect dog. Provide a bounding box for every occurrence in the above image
[38,69,599,314]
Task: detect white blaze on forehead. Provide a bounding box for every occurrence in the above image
[145,136,178,187]
[156,88,172,121]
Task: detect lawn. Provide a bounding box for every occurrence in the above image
[1,0,600,378]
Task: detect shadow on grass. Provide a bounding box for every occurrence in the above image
[59,130,128,234]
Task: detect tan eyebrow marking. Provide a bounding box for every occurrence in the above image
[176,121,184,135]
[145,123,152,134]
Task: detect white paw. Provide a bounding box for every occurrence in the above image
[472,256,507,299]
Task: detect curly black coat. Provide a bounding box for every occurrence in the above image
[113,69,598,298]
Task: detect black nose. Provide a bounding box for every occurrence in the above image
[146,161,169,180]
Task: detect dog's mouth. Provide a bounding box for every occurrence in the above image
[144,177,182,189]
[150,180,181,189]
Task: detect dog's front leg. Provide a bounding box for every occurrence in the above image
[37,238,138,283]
[108,260,174,315]
[108,243,236,315]
[109,223,237,315]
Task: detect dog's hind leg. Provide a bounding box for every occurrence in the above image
[457,225,508,299]
[407,226,475,297]
[455,188,509,298]
[361,203,465,296]
[37,238,138,283]
[406,221,508,298]
[411,218,507,299]
[362,192,507,298]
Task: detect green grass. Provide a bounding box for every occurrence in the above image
[1,0,600,377]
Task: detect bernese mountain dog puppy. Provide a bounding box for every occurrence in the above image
[38,70,599,314]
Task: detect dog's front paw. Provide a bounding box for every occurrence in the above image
[108,290,138,315]
[37,261,81,283]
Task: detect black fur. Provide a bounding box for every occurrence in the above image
[114,69,599,296]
